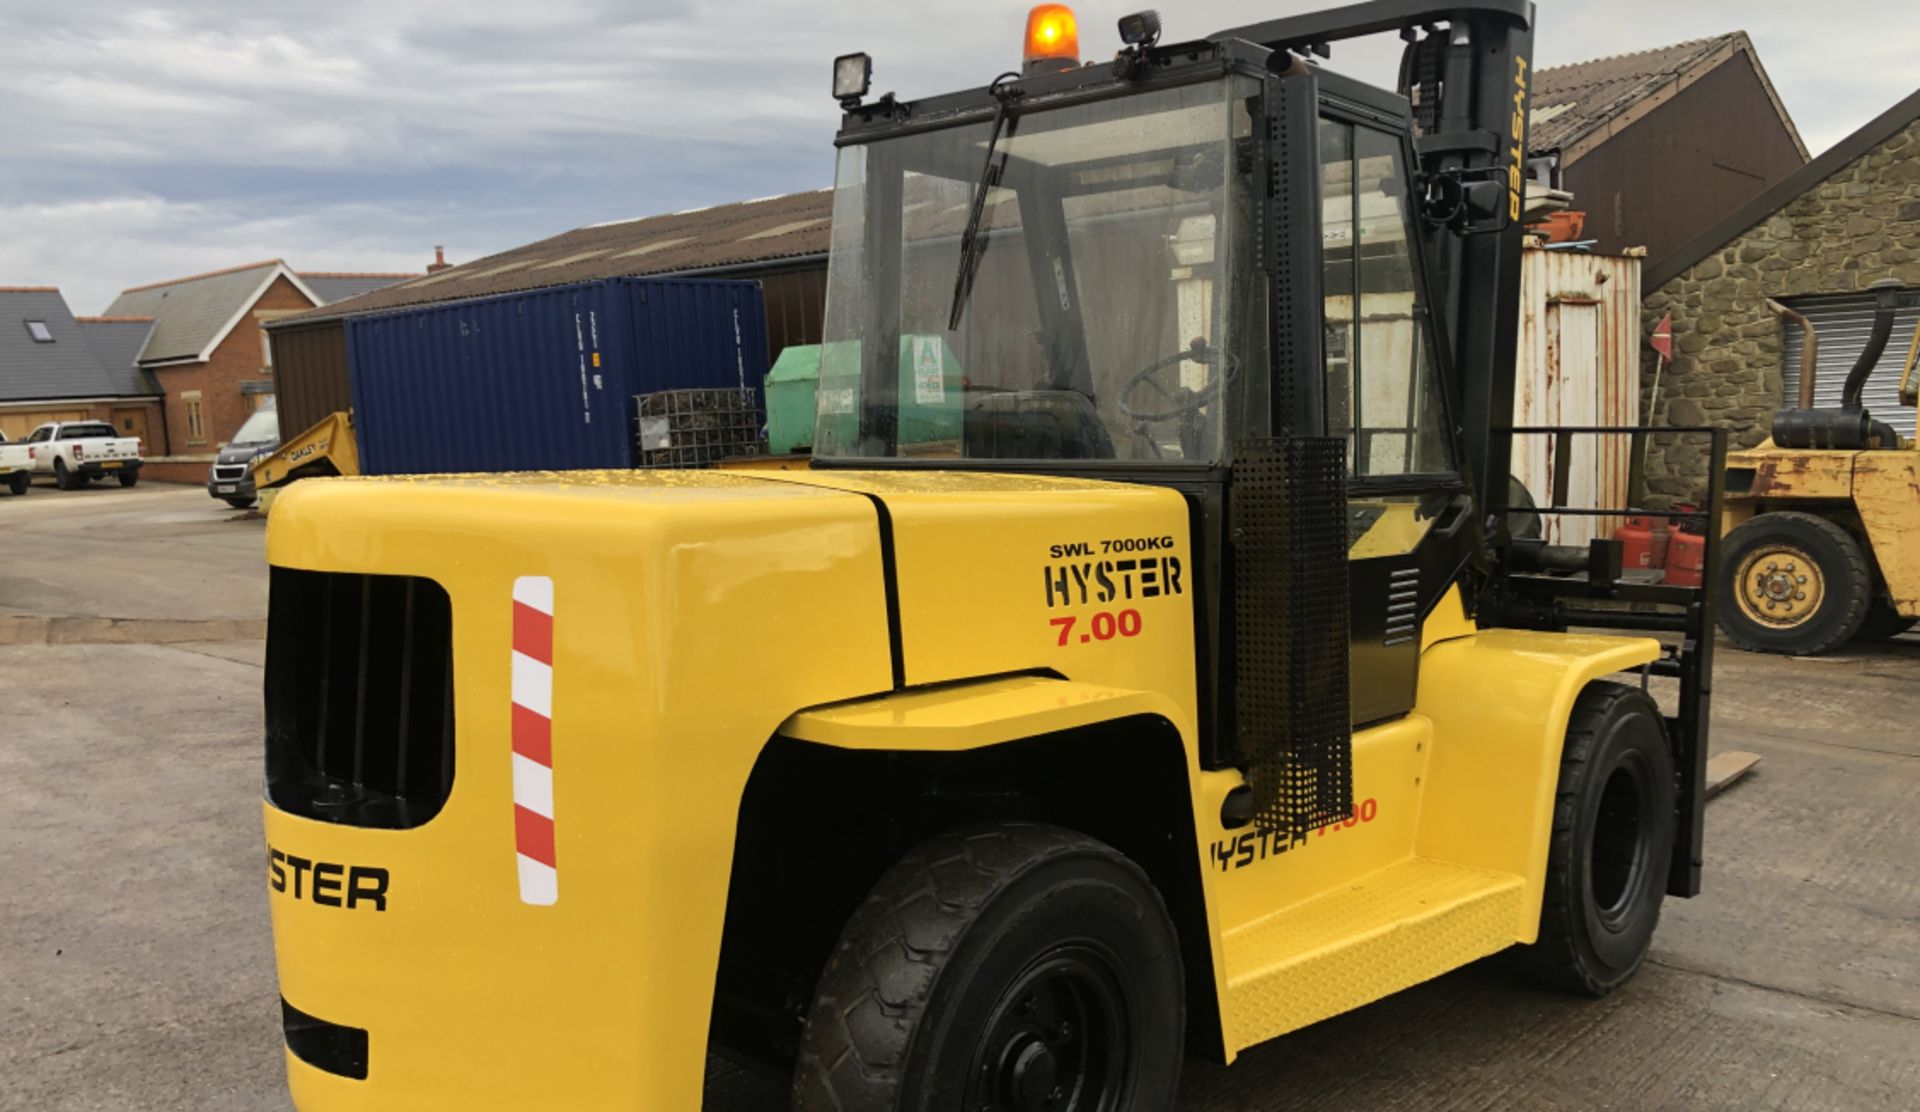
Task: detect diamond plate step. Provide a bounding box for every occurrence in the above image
[1221,857,1525,1051]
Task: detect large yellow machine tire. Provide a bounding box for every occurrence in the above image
[792,822,1183,1112]
[1518,682,1675,998]
[1716,511,1871,655]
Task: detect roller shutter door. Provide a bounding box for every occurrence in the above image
[1781,291,1919,438]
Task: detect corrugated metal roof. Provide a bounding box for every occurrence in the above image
[75,317,160,396]
[281,189,834,326]
[298,272,416,304]
[0,290,147,402]
[105,260,293,364]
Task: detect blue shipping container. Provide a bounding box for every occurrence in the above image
[347,277,769,475]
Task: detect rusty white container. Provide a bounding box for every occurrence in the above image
[1512,245,1644,545]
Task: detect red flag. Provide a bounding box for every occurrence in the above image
[1650,312,1674,363]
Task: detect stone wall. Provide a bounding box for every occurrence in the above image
[1640,118,1920,502]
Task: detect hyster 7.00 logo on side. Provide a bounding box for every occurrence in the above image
[1042,536,1185,648]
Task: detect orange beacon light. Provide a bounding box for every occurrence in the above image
[1024,4,1080,72]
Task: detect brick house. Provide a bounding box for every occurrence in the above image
[0,287,164,445]
[1639,89,1920,500]
[105,261,409,482]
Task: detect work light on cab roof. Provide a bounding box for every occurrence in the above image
[1023,3,1079,72]
[832,51,871,108]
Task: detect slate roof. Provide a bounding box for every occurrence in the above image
[104,260,312,364]
[1532,32,1806,162]
[76,317,160,396]
[280,189,834,326]
[0,288,151,403]
[298,272,416,304]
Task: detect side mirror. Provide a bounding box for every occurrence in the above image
[1419,175,1504,227]
[1461,179,1506,222]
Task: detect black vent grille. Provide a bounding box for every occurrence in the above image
[1232,437,1354,836]
[266,568,455,829]
[1385,566,1420,646]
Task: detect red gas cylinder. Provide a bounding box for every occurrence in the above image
[1614,516,1657,570]
[1650,514,1674,569]
[1666,528,1707,588]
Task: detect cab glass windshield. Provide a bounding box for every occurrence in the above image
[817,78,1258,463]
[231,406,280,446]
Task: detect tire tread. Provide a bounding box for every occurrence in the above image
[1718,511,1872,655]
[1518,681,1667,998]
[791,823,1137,1112]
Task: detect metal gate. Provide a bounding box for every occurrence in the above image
[1781,291,1920,438]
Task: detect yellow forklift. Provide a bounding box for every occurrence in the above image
[260,3,1725,1108]
[1718,279,1919,654]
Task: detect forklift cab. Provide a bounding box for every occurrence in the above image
[816,30,1479,748]
[818,45,1454,474]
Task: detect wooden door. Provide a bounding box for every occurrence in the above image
[110,407,152,453]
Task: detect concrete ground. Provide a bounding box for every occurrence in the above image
[3,484,1917,1112]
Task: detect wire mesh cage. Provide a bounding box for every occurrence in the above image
[634,388,762,469]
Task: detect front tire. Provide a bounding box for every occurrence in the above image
[793,823,1184,1112]
[224,496,257,509]
[1518,681,1675,998]
[1717,511,1870,655]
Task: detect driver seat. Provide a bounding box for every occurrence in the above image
[963,391,1117,460]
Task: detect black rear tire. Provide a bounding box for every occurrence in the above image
[792,822,1184,1112]
[1716,512,1871,655]
[53,459,78,491]
[1518,681,1675,998]
[1855,596,1917,642]
[5,472,25,496]
[117,470,138,488]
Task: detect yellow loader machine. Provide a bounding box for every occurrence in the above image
[261,3,1725,1108]
[1718,278,1920,654]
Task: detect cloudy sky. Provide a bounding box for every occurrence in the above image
[3,1,1916,312]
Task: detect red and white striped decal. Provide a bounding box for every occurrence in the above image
[511,576,557,906]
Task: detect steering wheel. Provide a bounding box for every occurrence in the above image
[1117,339,1224,423]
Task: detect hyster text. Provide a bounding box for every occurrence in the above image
[269,846,390,911]
[1043,557,1184,608]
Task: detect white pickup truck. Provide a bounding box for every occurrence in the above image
[0,431,31,496]
[23,421,143,490]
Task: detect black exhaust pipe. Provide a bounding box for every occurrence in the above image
[1841,279,1902,411]
[1772,279,1907,450]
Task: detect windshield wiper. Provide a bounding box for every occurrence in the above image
[948,74,1024,331]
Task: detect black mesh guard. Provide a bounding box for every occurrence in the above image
[1232,437,1354,835]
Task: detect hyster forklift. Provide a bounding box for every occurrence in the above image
[1717,279,1920,654]
[260,3,1724,1108]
